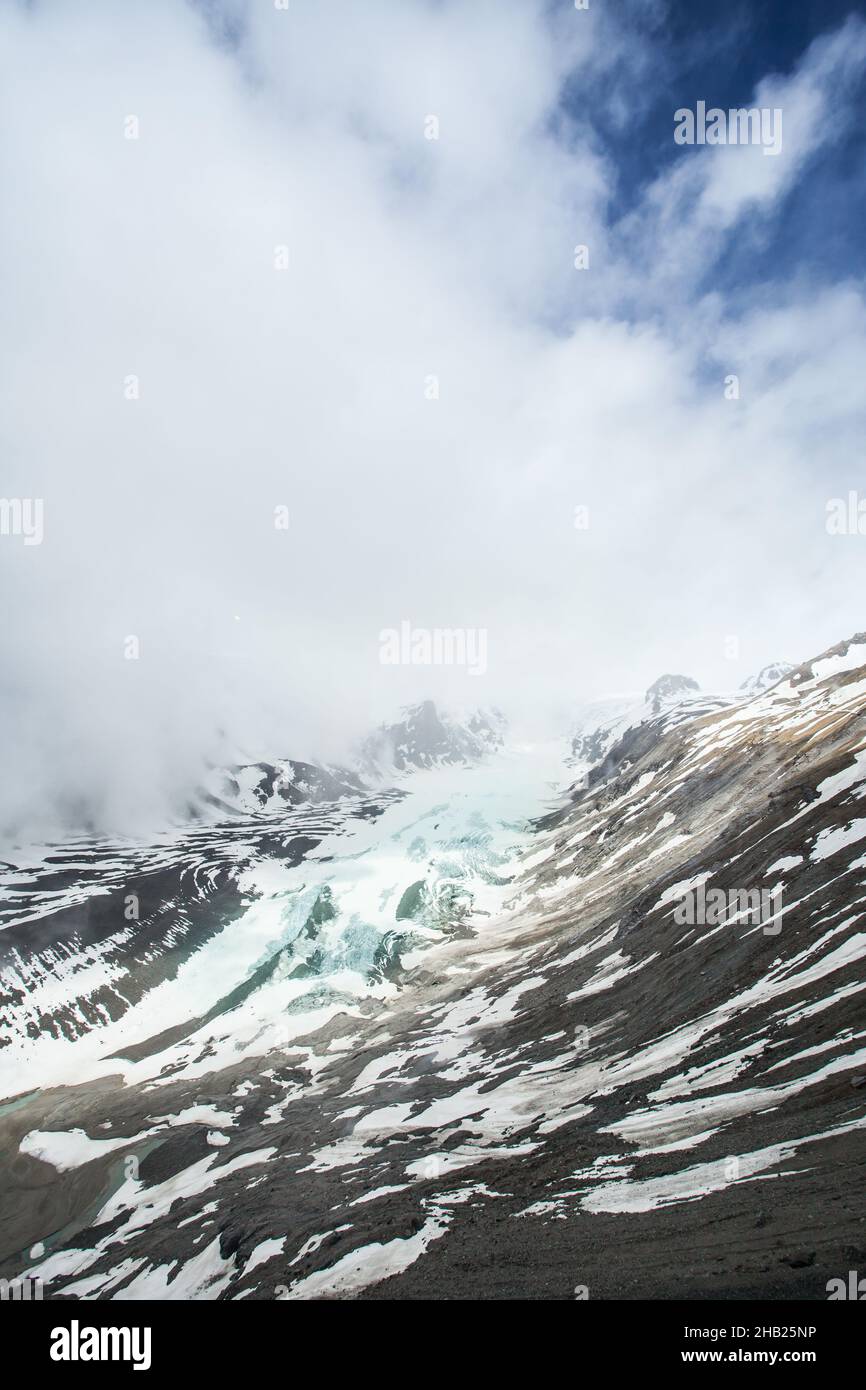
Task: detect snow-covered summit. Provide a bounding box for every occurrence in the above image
[645,672,701,713]
[739,661,794,697]
[570,675,728,778]
[360,700,506,774]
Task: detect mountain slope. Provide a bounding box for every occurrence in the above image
[739,661,794,697]
[1,638,865,1300]
[201,759,367,816]
[569,660,797,787]
[569,675,732,782]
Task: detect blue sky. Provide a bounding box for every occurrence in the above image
[575,0,866,294]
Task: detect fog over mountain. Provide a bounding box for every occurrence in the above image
[3,3,866,1332]
[2,0,866,836]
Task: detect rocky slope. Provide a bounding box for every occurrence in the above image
[569,661,793,782]
[569,674,728,776]
[200,759,367,816]
[1,638,865,1300]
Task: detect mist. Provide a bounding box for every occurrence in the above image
[2,0,866,836]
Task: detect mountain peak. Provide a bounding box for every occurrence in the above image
[739,661,794,697]
[644,673,700,714]
[361,702,506,773]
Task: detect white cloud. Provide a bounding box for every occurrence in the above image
[1,0,865,834]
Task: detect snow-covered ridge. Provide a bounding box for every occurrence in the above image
[200,759,367,817]
[568,679,728,784]
[2,635,865,1301]
[739,661,794,697]
[359,701,507,775]
[787,631,866,686]
[568,657,797,786]
[197,703,507,818]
